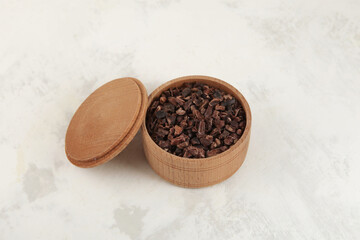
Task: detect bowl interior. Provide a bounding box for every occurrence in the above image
[143,75,251,161]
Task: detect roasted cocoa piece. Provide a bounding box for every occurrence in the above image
[146,82,246,158]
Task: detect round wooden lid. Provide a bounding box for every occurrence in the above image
[65,77,148,168]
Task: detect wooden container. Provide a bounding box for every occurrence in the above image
[142,76,251,188]
[65,75,251,188]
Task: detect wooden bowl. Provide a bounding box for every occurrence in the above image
[141,75,251,188]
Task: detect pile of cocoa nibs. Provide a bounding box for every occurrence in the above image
[146,82,246,158]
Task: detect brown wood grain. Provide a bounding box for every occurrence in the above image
[65,77,148,168]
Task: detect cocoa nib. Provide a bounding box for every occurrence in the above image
[209,98,220,107]
[191,105,203,119]
[159,95,167,104]
[170,134,185,145]
[213,90,222,99]
[224,136,233,145]
[176,108,186,115]
[225,124,235,133]
[207,148,222,157]
[184,100,192,110]
[215,105,226,111]
[236,128,242,135]
[146,82,246,158]
[200,135,213,147]
[168,97,178,106]
[158,140,170,149]
[177,141,189,149]
[214,119,225,128]
[155,110,166,119]
[198,120,206,136]
[186,146,205,158]
[190,137,200,145]
[174,125,183,136]
[204,105,213,119]
[163,103,175,112]
[166,115,176,126]
[156,128,169,138]
[182,88,191,97]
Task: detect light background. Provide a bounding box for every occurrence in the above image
[1,0,359,239]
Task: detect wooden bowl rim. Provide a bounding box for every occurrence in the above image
[142,75,252,163]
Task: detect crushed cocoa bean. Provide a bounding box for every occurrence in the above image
[146,82,246,158]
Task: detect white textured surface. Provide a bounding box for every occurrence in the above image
[1,0,360,239]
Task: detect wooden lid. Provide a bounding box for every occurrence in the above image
[65,77,148,168]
